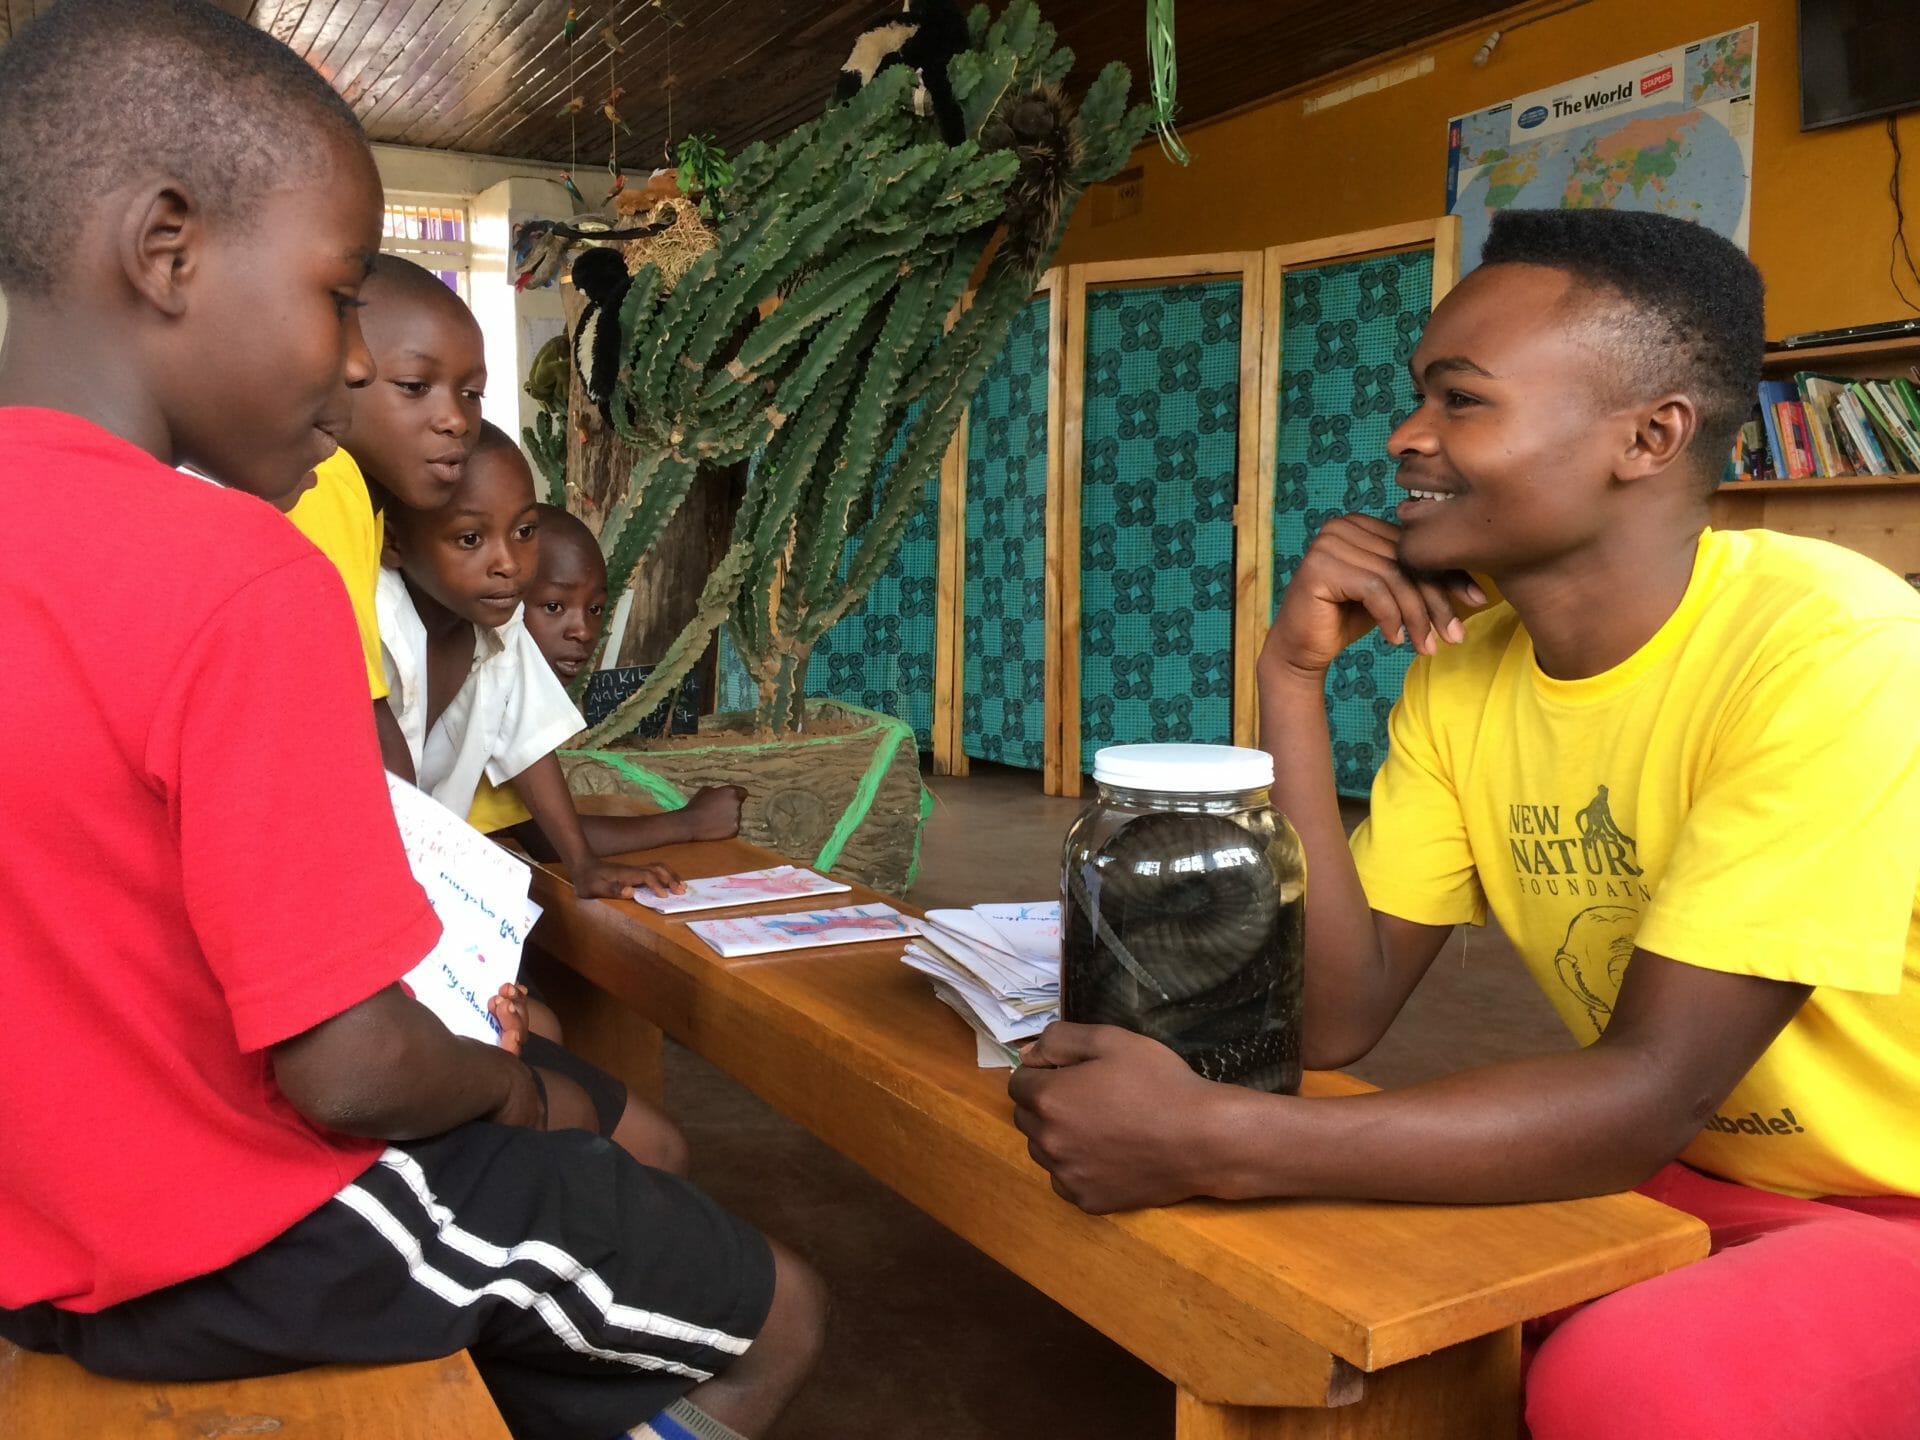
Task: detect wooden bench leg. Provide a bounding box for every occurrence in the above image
[1173,1327,1521,1440]
[522,945,665,1103]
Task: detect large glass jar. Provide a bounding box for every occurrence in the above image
[1060,744,1306,1094]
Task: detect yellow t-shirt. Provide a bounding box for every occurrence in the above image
[468,777,533,834]
[1350,528,1920,1200]
[286,449,387,700]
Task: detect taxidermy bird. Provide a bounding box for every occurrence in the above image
[982,83,1083,274]
[514,221,573,292]
[834,0,970,145]
[571,246,633,426]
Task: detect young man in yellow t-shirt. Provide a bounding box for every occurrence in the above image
[1010,209,1920,1435]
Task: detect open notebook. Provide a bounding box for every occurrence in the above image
[686,903,919,958]
[630,865,850,915]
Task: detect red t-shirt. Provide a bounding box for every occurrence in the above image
[0,410,442,1312]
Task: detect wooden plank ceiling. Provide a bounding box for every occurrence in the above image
[1,0,1518,165]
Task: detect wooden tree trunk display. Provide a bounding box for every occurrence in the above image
[561,283,741,670]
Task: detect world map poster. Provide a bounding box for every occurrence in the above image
[1446,25,1756,273]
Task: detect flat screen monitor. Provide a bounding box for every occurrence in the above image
[1800,0,1920,131]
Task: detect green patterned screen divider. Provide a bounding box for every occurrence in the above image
[1271,249,1435,797]
[960,295,1051,770]
[1078,279,1241,771]
[716,411,940,749]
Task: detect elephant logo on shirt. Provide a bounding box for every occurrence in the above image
[1553,905,1639,1038]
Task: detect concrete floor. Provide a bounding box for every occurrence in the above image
[665,761,1574,1439]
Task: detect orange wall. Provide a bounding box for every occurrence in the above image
[1056,0,1908,338]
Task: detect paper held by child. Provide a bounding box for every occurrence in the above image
[901,902,1061,1066]
[386,773,537,1045]
[686,903,919,958]
[628,864,850,915]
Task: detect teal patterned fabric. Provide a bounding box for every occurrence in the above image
[961,295,1051,770]
[1271,250,1435,797]
[1078,280,1241,771]
[715,413,940,748]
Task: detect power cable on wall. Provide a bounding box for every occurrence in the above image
[1889,115,1920,313]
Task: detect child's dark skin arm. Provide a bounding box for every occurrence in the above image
[374,699,415,783]
[510,752,684,899]
[272,983,547,1138]
[505,785,746,862]
[1011,960,1808,1213]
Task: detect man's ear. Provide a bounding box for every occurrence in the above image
[118,181,200,319]
[1618,393,1698,485]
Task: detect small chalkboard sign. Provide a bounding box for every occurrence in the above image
[582,663,706,739]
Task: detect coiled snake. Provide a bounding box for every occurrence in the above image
[1063,809,1304,1093]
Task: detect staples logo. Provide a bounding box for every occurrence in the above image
[1641,65,1674,96]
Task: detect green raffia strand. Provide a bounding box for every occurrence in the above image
[562,702,921,876]
[562,750,688,809]
[1147,0,1188,165]
[813,717,909,872]
[590,2,1147,734]
[904,783,935,890]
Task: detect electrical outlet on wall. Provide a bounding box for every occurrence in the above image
[1094,166,1144,225]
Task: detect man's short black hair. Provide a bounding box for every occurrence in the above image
[0,0,366,296]
[1481,209,1764,481]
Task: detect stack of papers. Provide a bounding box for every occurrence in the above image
[900,902,1061,1067]
[630,865,849,914]
[386,774,539,1046]
[687,902,919,958]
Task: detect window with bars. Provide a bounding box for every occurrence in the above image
[380,195,472,300]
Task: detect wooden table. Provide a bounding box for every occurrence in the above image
[525,834,1706,1440]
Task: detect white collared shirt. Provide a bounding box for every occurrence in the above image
[375,567,584,819]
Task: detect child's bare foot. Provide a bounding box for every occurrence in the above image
[681,785,746,842]
[489,983,531,1055]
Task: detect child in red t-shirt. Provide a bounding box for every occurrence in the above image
[0,5,821,1438]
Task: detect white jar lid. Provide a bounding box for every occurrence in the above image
[1091,743,1274,793]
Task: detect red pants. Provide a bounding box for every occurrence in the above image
[1524,1163,1920,1439]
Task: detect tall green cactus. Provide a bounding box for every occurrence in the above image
[581,0,1148,742]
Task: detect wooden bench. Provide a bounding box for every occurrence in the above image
[0,1341,508,1438]
[524,832,1709,1440]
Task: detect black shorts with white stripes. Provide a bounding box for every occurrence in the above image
[0,1124,776,1440]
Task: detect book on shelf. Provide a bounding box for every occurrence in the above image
[1731,370,1920,482]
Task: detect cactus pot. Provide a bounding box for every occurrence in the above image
[561,702,932,896]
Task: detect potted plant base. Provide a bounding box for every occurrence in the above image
[562,701,932,895]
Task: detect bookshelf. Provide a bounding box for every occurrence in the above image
[1712,337,1920,576]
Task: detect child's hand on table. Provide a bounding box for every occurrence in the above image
[680,785,747,842]
[576,857,685,901]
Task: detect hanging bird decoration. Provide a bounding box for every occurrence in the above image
[562,5,579,41]
[571,246,633,426]
[834,0,970,146]
[603,83,631,135]
[513,221,574,292]
[557,170,587,209]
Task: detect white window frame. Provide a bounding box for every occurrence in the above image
[380,191,474,301]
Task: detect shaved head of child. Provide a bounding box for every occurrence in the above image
[383,422,538,632]
[0,0,382,500]
[345,256,488,512]
[524,504,609,682]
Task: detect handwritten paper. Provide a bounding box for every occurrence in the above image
[686,903,919,958]
[903,901,1060,1065]
[386,773,535,1045]
[629,865,851,915]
